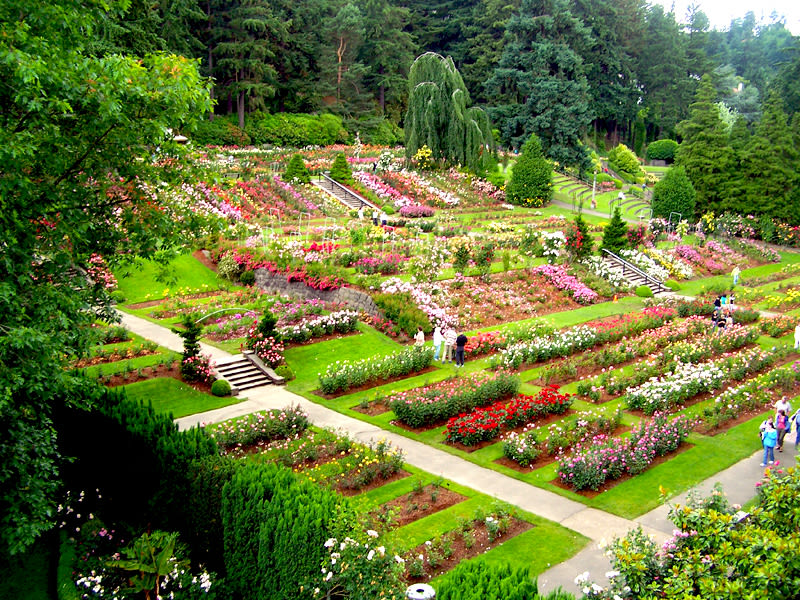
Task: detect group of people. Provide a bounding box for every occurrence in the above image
[710,293,736,334]
[759,396,800,466]
[356,205,388,226]
[416,326,468,367]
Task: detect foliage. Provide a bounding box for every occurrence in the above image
[0,0,214,554]
[211,380,231,397]
[404,52,495,173]
[436,562,538,600]
[245,321,285,367]
[222,462,354,600]
[600,207,628,254]
[651,165,696,220]
[282,153,311,184]
[634,285,653,298]
[207,406,309,452]
[505,134,553,206]
[564,213,593,261]
[646,139,679,161]
[330,152,354,184]
[607,144,643,178]
[247,113,346,147]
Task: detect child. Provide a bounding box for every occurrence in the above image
[761,420,778,466]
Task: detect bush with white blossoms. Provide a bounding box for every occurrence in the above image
[498,325,600,369]
[277,310,360,343]
[315,533,405,600]
[642,247,693,279]
[581,256,630,289]
[406,241,450,283]
[540,230,566,263]
[380,277,458,329]
[618,249,669,281]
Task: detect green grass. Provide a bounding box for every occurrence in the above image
[120,377,243,418]
[114,253,229,304]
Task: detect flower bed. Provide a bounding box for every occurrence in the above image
[530,264,599,304]
[277,310,359,343]
[352,253,407,275]
[318,347,434,395]
[380,278,458,329]
[208,405,309,454]
[444,386,572,446]
[758,314,798,337]
[502,408,623,467]
[557,412,696,491]
[625,347,780,414]
[388,370,520,428]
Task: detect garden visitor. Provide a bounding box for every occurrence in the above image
[372,209,379,225]
[414,326,425,347]
[432,326,444,361]
[776,410,789,452]
[791,407,800,448]
[720,294,727,308]
[716,316,726,336]
[380,211,388,226]
[443,328,457,363]
[710,310,719,333]
[776,396,792,420]
[714,296,721,310]
[357,205,364,221]
[732,266,741,286]
[794,323,800,350]
[760,420,778,466]
[455,332,468,367]
[725,312,733,329]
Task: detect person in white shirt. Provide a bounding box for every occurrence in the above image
[795,323,800,350]
[432,326,444,361]
[776,396,792,420]
[414,326,424,346]
[443,328,457,363]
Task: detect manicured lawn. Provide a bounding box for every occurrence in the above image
[114,253,229,304]
[121,377,243,418]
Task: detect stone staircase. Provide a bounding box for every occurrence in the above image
[312,173,379,212]
[601,250,668,295]
[214,351,285,393]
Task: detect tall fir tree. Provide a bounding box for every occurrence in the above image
[674,74,735,214]
[601,206,628,254]
[487,0,592,172]
[741,91,799,223]
[506,134,552,205]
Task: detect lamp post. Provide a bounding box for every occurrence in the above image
[591,169,597,210]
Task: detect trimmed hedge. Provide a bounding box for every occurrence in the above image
[437,563,546,600]
[646,139,678,161]
[247,112,347,147]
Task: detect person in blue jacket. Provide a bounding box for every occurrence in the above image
[761,420,778,466]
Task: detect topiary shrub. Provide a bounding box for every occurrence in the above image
[274,365,295,381]
[635,285,654,297]
[506,134,553,206]
[282,153,311,184]
[217,252,244,281]
[601,206,628,254]
[211,379,231,397]
[665,279,681,291]
[608,143,644,178]
[239,270,255,286]
[329,152,353,185]
[651,166,696,220]
[646,139,679,162]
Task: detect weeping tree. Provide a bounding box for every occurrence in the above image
[404,52,495,173]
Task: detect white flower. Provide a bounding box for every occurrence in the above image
[605,570,620,579]
[325,571,332,581]
[377,546,386,556]
[367,550,375,561]
[324,538,336,548]
[366,529,378,538]
[394,555,405,564]
[574,571,590,585]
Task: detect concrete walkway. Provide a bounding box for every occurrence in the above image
[120,309,788,597]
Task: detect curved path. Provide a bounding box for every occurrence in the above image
[118,310,781,596]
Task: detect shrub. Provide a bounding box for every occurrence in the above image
[608,143,643,177]
[239,270,255,286]
[211,379,231,397]
[506,134,553,206]
[318,347,434,394]
[217,252,244,281]
[330,152,353,185]
[282,153,311,184]
[246,112,346,146]
[651,165,696,220]
[274,364,295,380]
[646,139,679,161]
[192,117,251,146]
[437,563,538,600]
[601,206,628,254]
[665,279,681,291]
[374,291,431,336]
[635,285,654,297]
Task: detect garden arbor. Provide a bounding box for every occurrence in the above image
[404,52,495,173]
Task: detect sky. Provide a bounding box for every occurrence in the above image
[651,0,800,35]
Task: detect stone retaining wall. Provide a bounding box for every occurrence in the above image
[254,269,381,317]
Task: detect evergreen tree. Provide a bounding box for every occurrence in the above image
[674,74,735,214]
[330,152,354,184]
[319,3,369,115]
[404,52,494,173]
[601,206,628,254]
[506,134,552,206]
[488,0,592,172]
[741,91,800,223]
[282,154,311,184]
[651,166,696,220]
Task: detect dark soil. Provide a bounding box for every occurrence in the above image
[102,363,215,395]
[311,365,439,400]
[367,484,468,528]
[339,470,411,496]
[192,248,218,271]
[549,442,695,498]
[403,517,533,582]
[351,400,391,416]
[75,349,160,368]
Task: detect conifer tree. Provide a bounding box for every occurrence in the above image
[487,0,593,172]
[601,206,628,254]
[282,154,311,184]
[674,74,735,214]
[651,166,696,220]
[329,152,354,184]
[404,52,494,173]
[741,91,800,223]
[506,134,552,206]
